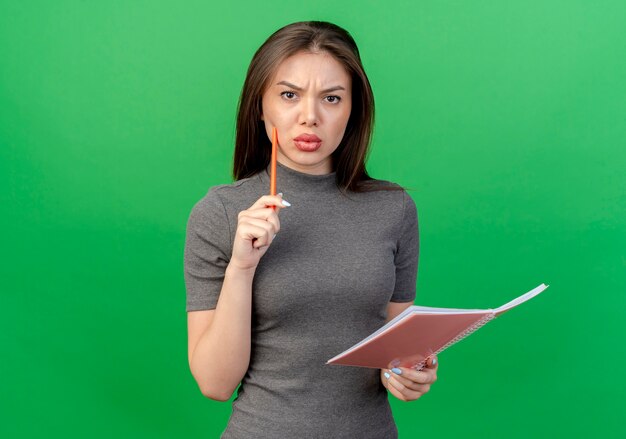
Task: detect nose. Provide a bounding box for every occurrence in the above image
[298,96,319,127]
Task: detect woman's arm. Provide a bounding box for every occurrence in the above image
[385,301,413,324]
[187,264,256,401]
[380,300,439,401]
[378,301,412,393]
[186,194,289,402]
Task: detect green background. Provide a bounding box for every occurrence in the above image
[2,0,624,437]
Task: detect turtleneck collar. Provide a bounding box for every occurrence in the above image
[258,161,338,194]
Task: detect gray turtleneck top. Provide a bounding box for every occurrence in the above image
[184,162,419,438]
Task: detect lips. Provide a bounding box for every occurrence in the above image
[293,133,322,152]
[294,133,321,142]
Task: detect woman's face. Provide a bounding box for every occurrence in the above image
[261,50,352,175]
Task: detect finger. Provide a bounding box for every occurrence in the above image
[237,223,273,248]
[384,373,408,401]
[397,367,437,385]
[241,218,277,240]
[249,195,291,211]
[238,210,281,234]
[426,356,438,369]
[238,206,276,219]
[386,374,425,401]
[389,368,430,391]
[387,383,409,401]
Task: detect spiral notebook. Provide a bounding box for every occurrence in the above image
[326,283,549,370]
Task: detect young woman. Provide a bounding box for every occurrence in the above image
[185,21,438,438]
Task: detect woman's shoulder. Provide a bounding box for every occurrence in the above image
[349,177,417,220]
[209,173,263,196]
[353,174,405,190]
[190,173,265,217]
[352,177,412,199]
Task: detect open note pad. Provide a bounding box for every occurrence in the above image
[326,283,549,370]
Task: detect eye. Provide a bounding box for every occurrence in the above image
[280,91,297,100]
[325,95,341,104]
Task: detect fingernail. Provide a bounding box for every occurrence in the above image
[273,234,277,239]
[281,200,291,207]
[278,192,283,196]
[432,358,437,366]
[391,368,402,375]
[384,372,390,380]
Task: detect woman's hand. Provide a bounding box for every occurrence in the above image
[229,194,291,271]
[381,356,438,402]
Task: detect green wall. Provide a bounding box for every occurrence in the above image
[2,1,624,437]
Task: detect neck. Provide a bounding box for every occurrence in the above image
[260,161,338,194]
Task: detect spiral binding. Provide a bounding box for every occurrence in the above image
[411,310,496,370]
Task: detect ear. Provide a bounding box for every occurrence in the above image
[260,113,264,121]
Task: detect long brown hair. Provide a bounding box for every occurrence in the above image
[233,21,404,193]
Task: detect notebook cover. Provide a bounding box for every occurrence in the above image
[327,312,490,369]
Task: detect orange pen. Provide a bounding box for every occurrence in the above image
[270,127,278,211]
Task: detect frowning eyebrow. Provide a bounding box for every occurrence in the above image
[276,80,346,93]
